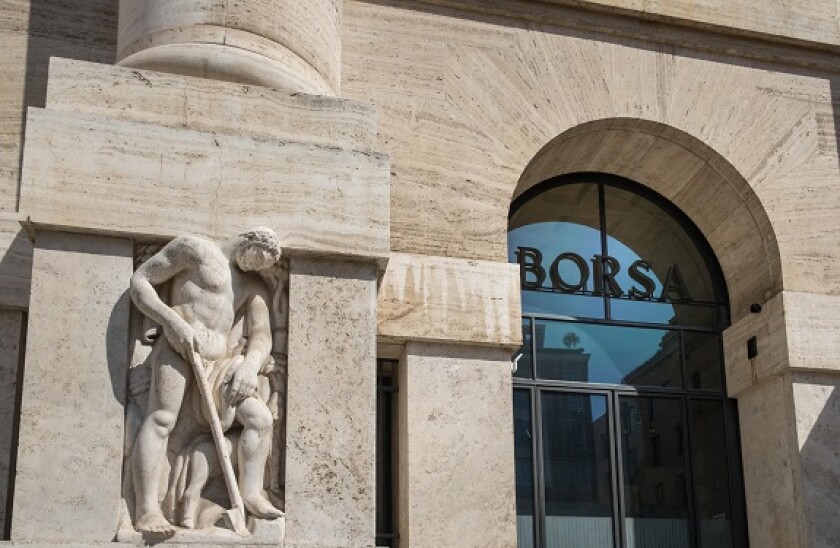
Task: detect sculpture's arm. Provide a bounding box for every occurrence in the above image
[130,237,197,356]
[229,282,273,404]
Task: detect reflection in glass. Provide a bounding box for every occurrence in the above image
[535,320,681,388]
[541,392,613,548]
[509,183,604,318]
[516,318,534,379]
[619,397,690,548]
[685,333,724,392]
[514,390,536,548]
[521,291,605,320]
[604,186,717,307]
[690,400,734,548]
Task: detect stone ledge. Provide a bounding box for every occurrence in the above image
[724,291,840,396]
[377,252,521,349]
[18,108,390,266]
[46,58,375,151]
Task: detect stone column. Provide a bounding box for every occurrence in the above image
[117,0,342,96]
[398,342,518,548]
[285,257,378,548]
[377,253,521,548]
[724,290,840,547]
[10,231,132,542]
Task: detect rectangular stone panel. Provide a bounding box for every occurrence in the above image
[398,342,517,548]
[19,109,389,263]
[377,252,522,348]
[0,309,23,539]
[11,231,132,541]
[285,257,377,548]
[46,59,376,151]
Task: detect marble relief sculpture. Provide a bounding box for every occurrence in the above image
[117,228,288,540]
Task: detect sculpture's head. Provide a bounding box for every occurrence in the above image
[233,227,282,272]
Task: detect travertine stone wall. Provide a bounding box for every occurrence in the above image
[377,252,521,348]
[342,0,840,304]
[19,108,389,263]
[117,0,341,96]
[414,0,840,48]
[737,373,804,548]
[11,232,132,542]
[285,257,377,548]
[398,342,517,548]
[0,309,23,539]
[0,0,116,214]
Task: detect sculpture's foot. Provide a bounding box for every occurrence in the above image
[136,511,177,536]
[243,493,284,520]
[181,516,195,529]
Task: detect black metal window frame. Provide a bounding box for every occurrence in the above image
[376,359,399,548]
[510,173,749,548]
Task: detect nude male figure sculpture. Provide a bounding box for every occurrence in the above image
[129,228,285,535]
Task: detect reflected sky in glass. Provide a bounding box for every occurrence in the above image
[509,222,675,324]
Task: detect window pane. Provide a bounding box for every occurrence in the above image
[541,392,613,548]
[603,185,721,327]
[691,400,734,548]
[619,396,690,547]
[685,332,724,392]
[516,318,534,379]
[514,390,536,548]
[509,183,604,318]
[535,319,682,388]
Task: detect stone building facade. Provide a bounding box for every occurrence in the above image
[1,1,839,547]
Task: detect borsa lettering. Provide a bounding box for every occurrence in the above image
[514,246,692,302]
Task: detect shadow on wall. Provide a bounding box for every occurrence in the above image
[795,373,840,547]
[17,0,118,208]
[0,1,118,539]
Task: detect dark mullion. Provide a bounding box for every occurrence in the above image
[683,397,699,548]
[598,182,611,320]
[531,317,538,381]
[534,388,547,548]
[679,330,687,390]
[613,392,627,548]
[607,392,621,548]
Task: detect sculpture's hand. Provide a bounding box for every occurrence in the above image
[227,360,259,405]
[164,320,196,361]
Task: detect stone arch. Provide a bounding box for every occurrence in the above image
[511,118,782,325]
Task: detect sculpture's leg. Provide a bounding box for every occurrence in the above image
[133,342,191,534]
[181,443,213,529]
[236,397,283,519]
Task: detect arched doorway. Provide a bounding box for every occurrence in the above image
[509,172,748,548]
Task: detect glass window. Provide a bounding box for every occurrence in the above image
[509,175,726,329]
[514,389,536,548]
[684,332,724,393]
[690,400,734,548]
[509,174,745,548]
[541,392,614,548]
[619,396,690,547]
[604,185,717,306]
[534,319,681,389]
[516,318,534,379]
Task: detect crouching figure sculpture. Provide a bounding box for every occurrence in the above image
[119,228,287,540]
